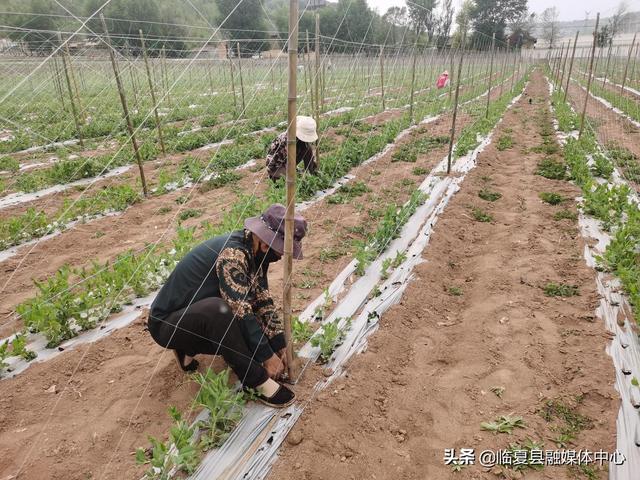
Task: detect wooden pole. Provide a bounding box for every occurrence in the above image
[283,0,299,381]
[564,31,579,103]
[485,32,496,118]
[315,13,320,119]
[228,50,238,116]
[51,55,66,111]
[139,30,166,156]
[305,31,314,116]
[579,13,600,140]
[559,39,570,90]
[236,42,246,114]
[621,33,637,95]
[379,45,385,111]
[409,39,418,124]
[63,36,84,123]
[57,34,83,148]
[161,46,171,107]
[101,14,148,196]
[601,42,614,88]
[447,29,467,174]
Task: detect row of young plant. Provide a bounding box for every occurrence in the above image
[1,55,486,156]
[1,67,528,377]
[549,83,640,325]
[569,74,640,124]
[132,72,534,479]
[0,69,518,252]
[0,75,443,196]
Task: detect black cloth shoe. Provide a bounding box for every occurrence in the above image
[173,350,199,372]
[255,383,296,408]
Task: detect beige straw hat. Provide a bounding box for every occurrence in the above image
[296,116,318,143]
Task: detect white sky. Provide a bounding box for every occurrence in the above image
[366,0,640,22]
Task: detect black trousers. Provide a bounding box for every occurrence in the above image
[148,297,268,388]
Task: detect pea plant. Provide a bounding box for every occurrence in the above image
[310,318,351,364]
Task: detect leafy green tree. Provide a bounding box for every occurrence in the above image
[216,0,267,56]
[407,0,439,42]
[469,0,528,47]
[2,0,62,55]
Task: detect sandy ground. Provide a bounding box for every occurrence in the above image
[268,70,618,480]
[0,85,476,479]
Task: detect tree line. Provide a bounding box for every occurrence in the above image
[4,0,630,57]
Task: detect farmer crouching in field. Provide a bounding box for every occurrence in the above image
[147,204,307,408]
[266,115,318,181]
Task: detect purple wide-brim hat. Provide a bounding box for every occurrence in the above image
[245,204,308,259]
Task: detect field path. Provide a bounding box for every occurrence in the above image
[269,69,618,480]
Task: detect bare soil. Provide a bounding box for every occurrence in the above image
[268,70,618,480]
[0,93,471,480]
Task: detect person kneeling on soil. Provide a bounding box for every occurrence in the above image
[266,115,318,182]
[147,204,307,408]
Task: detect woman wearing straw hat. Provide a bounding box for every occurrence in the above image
[266,115,318,181]
[147,204,307,408]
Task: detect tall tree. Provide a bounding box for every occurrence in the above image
[216,0,267,56]
[435,0,454,48]
[508,10,536,48]
[608,1,628,44]
[469,0,528,47]
[407,0,439,43]
[2,0,62,55]
[540,6,559,49]
[383,6,408,46]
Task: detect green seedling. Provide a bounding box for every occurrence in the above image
[507,438,545,471]
[310,318,351,363]
[543,282,579,297]
[536,158,566,180]
[191,368,245,450]
[480,414,526,434]
[448,286,463,296]
[10,332,37,362]
[553,209,577,221]
[478,189,502,202]
[178,209,203,223]
[199,171,241,192]
[539,192,565,205]
[554,432,574,448]
[471,207,493,222]
[292,316,314,344]
[136,406,200,479]
[381,250,407,279]
[412,166,428,176]
[496,134,514,151]
[327,181,371,204]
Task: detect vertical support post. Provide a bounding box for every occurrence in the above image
[601,42,614,87]
[228,49,238,116]
[101,14,148,196]
[315,13,320,118]
[51,55,66,111]
[305,31,314,116]
[579,13,600,140]
[63,35,84,123]
[559,39,570,90]
[447,29,467,174]
[621,33,637,95]
[161,46,171,107]
[564,31,579,103]
[283,0,299,381]
[236,42,246,114]
[485,32,496,118]
[139,30,166,156]
[409,39,418,124]
[379,45,385,111]
[57,33,83,148]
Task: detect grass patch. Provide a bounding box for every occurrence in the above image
[448,286,463,296]
[199,171,241,192]
[539,192,565,205]
[178,209,203,222]
[478,189,502,202]
[471,207,493,222]
[543,282,579,297]
[412,166,428,175]
[481,415,526,434]
[553,209,577,221]
[327,181,371,204]
[536,158,566,180]
[496,134,514,151]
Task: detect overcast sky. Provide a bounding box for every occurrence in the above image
[366,0,640,22]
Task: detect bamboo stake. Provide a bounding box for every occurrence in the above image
[485,32,496,118]
[409,39,418,124]
[621,33,637,95]
[564,31,579,103]
[51,55,66,111]
[161,46,171,107]
[305,31,314,116]
[57,34,83,148]
[139,30,166,156]
[315,13,320,119]
[447,28,467,174]
[379,45,385,111]
[601,42,614,88]
[579,13,600,140]
[100,14,148,197]
[283,0,299,381]
[559,39,570,90]
[236,43,246,114]
[228,49,238,116]
[63,36,84,123]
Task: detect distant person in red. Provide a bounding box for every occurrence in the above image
[436,70,450,89]
[266,115,318,181]
[147,204,307,408]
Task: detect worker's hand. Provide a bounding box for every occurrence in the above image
[263,353,284,379]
